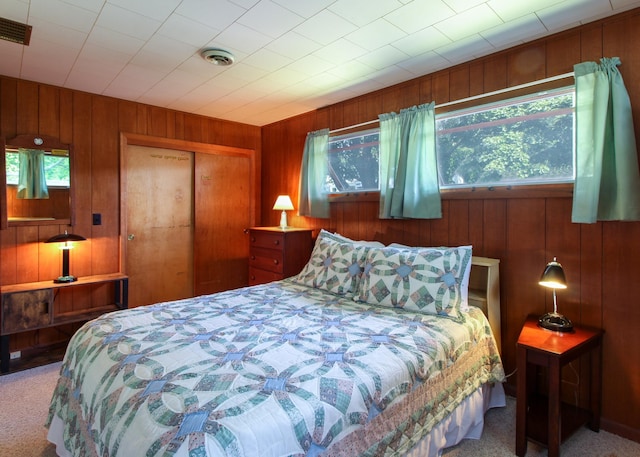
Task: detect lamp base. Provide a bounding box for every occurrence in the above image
[54,275,78,283]
[538,312,573,332]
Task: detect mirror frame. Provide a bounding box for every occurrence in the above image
[1,134,75,229]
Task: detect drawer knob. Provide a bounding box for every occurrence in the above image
[273,259,279,265]
[273,240,280,245]
[251,237,256,242]
[250,255,255,260]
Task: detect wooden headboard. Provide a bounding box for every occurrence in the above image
[469,256,501,354]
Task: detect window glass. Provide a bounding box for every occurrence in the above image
[326,129,379,193]
[5,151,71,187]
[436,87,575,188]
[325,86,575,194]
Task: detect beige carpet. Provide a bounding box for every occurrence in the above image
[1,361,639,457]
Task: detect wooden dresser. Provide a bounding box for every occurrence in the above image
[248,227,313,286]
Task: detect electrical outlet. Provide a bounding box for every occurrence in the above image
[10,351,21,360]
[92,213,102,225]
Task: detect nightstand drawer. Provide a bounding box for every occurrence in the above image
[250,231,285,251]
[1,289,53,334]
[250,247,284,273]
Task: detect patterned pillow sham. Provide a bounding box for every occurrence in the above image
[293,236,369,296]
[318,229,385,248]
[356,245,473,319]
[386,243,473,312]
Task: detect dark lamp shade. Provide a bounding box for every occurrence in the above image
[538,259,567,289]
[45,232,86,244]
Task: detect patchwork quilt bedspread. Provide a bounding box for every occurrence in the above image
[47,279,504,457]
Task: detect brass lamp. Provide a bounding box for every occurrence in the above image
[538,257,573,332]
[273,195,294,229]
[45,231,86,283]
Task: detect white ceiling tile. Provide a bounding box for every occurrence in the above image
[20,42,79,86]
[103,64,165,99]
[242,48,292,72]
[537,0,611,32]
[391,27,452,56]
[312,38,367,65]
[28,0,98,34]
[357,45,411,71]
[327,60,376,81]
[175,0,246,29]
[28,17,87,50]
[0,41,23,78]
[487,0,565,22]
[271,0,335,19]
[294,9,358,46]
[328,0,403,27]
[263,66,309,86]
[434,4,504,41]
[108,0,181,21]
[85,26,145,56]
[265,32,320,62]
[60,0,105,14]
[396,51,453,76]
[385,0,455,34]
[210,22,271,55]
[157,14,221,47]
[2,0,29,22]
[481,14,547,48]
[237,0,304,39]
[64,59,123,93]
[95,3,161,41]
[285,54,333,76]
[435,33,494,63]
[346,19,406,51]
[230,0,260,9]
[612,0,640,9]
[442,0,487,13]
[132,35,195,72]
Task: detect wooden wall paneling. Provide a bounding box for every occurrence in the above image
[601,222,640,432]
[15,226,39,283]
[136,105,149,135]
[502,198,546,374]
[38,85,59,138]
[449,66,470,101]
[38,224,62,282]
[1,78,18,137]
[0,227,17,285]
[430,200,450,246]
[468,62,484,97]
[90,96,120,275]
[483,55,508,93]
[341,98,360,128]
[468,199,484,254]
[174,111,185,140]
[183,113,203,143]
[148,106,167,137]
[359,91,382,122]
[118,100,141,135]
[382,85,407,113]
[545,31,581,77]
[59,89,73,144]
[507,43,546,87]
[578,222,603,328]
[16,80,38,134]
[432,72,451,105]
[447,200,470,247]
[419,75,433,105]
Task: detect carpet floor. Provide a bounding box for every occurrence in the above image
[1,361,639,456]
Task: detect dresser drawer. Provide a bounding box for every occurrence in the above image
[250,230,285,251]
[250,247,284,273]
[249,267,282,285]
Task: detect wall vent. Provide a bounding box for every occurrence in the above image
[0,17,32,46]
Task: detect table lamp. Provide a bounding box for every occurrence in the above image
[538,257,573,332]
[45,230,86,283]
[273,195,294,229]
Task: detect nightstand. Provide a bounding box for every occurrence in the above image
[516,315,604,457]
[248,227,313,286]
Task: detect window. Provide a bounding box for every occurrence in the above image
[326,129,379,193]
[5,150,71,187]
[325,86,575,194]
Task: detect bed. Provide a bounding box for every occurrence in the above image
[46,231,505,457]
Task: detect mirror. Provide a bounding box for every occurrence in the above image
[1,134,74,229]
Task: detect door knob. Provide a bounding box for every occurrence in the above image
[127,234,135,241]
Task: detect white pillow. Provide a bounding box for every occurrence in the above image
[319,229,385,248]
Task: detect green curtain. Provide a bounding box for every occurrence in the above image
[298,128,330,218]
[17,148,49,199]
[572,57,640,222]
[378,102,441,219]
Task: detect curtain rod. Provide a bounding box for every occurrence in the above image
[329,71,575,134]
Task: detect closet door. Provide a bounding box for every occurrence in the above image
[194,150,254,295]
[123,145,194,308]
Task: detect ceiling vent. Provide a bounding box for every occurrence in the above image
[200,48,235,66]
[0,17,32,46]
